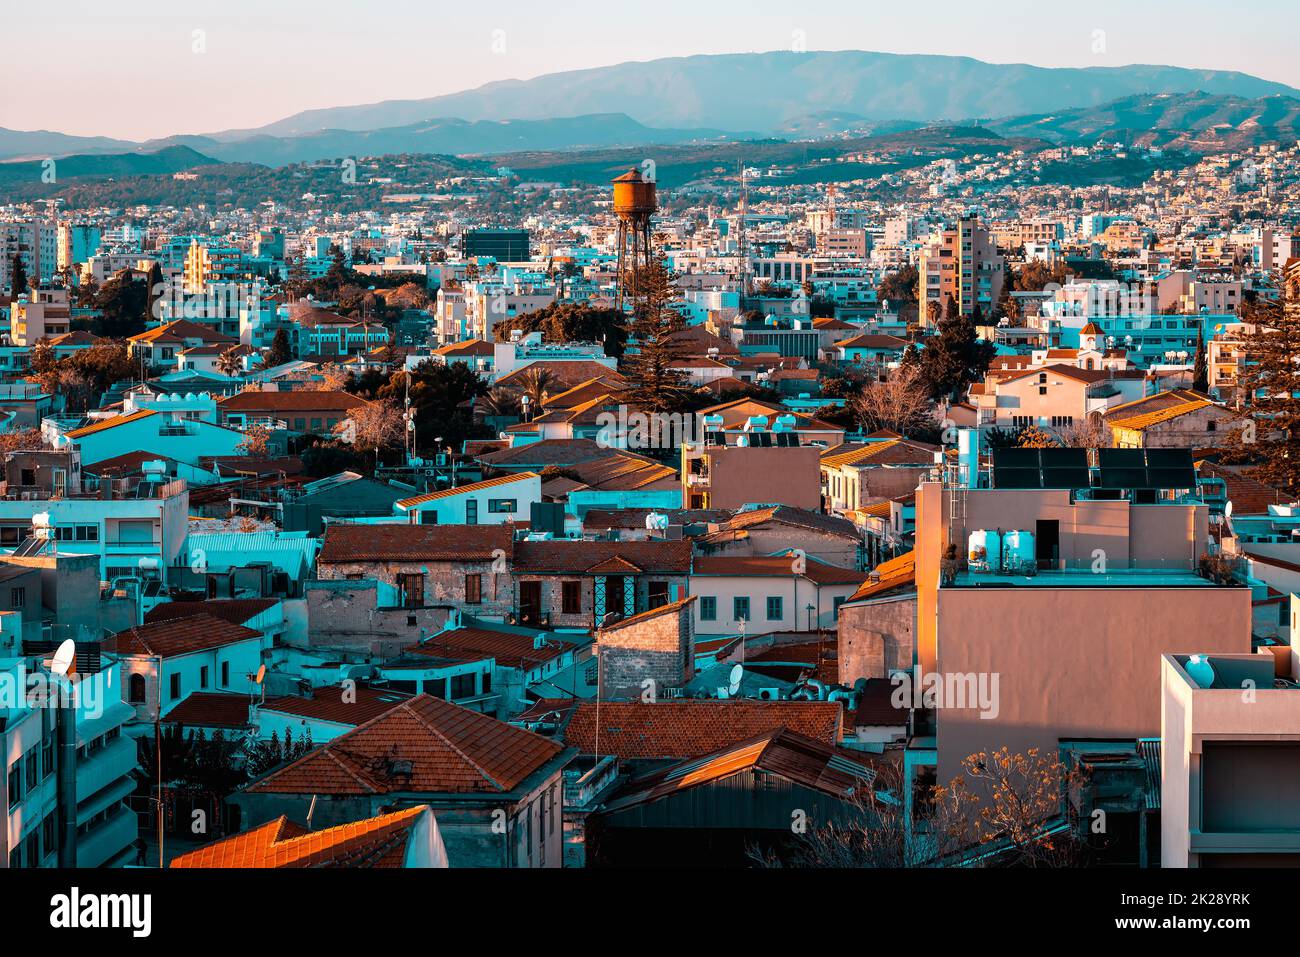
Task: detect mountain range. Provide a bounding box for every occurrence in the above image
[2,51,1299,170]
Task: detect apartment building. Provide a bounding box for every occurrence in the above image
[0,221,57,291]
[906,437,1252,816]
[916,215,1005,325]
[1161,624,1300,867]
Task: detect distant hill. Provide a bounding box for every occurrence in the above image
[0,145,216,185]
[146,113,742,166]
[225,51,1300,138]
[981,91,1300,151]
[0,128,136,162]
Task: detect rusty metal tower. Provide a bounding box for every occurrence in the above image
[612,167,657,312]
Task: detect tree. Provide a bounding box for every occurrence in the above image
[918,310,996,402]
[1192,327,1209,393]
[1235,279,1300,493]
[617,254,691,414]
[377,359,490,452]
[312,362,351,392]
[493,302,629,358]
[145,261,166,324]
[262,328,292,369]
[91,270,149,338]
[876,264,919,305]
[342,399,405,469]
[514,366,555,415]
[237,423,273,458]
[849,365,933,436]
[751,747,1085,868]
[10,254,27,295]
[216,347,244,378]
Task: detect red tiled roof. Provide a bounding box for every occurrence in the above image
[691,555,863,585]
[105,614,262,659]
[260,684,413,726]
[145,598,279,627]
[218,390,370,412]
[407,626,578,670]
[245,694,564,796]
[160,692,252,729]
[562,699,841,759]
[319,523,514,563]
[514,540,691,574]
[170,805,429,868]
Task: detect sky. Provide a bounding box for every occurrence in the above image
[4,0,1298,140]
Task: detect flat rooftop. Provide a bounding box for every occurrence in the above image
[950,567,1228,588]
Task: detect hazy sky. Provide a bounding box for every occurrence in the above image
[5,0,1297,140]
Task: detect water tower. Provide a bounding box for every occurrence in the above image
[612,168,657,311]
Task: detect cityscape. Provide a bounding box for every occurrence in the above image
[1,0,1295,936]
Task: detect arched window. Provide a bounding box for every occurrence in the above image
[129,673,147,704]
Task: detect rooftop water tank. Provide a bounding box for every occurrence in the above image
[968,530,1001,572]
[1002,529,1036,572]
[1185,654,1216,689]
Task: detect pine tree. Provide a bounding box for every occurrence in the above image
[264,328,292,368]
[10,254,27,295]
[919,309,996,402]
[1236,278,1300,494]
[617,254,691,415]
[1192,327,1209,393]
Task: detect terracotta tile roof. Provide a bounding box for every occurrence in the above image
[64,409,157,439]
[601,729,875,813]
[170,805,430,868]
[692,555,863,585]
[432,338,495,357]
[695,397,839,432]
[159,692,252,729]
[130,319,237,345]
[407,625,579,669]
[846,550,916,602]
[83,450,174,475]
[514,540,691,575]
[245,694,564,796]
[496,360,624,392]
[219,390,370,413]
[819,439,937,469]
[395,472,539,508]
[835,333,909,350]
[319,523,514,563]
[1108,399,1223,431]
[260,684,414,726]
[540,375,630,410]
[854,678,908,726]
[105,614,262,659]
[145,598,279,627]
[562,699,841,759]
[1196,461,1291,515]
[600,596,695,634]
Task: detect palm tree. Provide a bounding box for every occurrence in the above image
[516,366,555,414]
[480,387,522,418]
[216,347,243,378]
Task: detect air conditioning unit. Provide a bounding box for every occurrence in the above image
[758,687,782,701]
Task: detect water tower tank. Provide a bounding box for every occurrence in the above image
[1002,529,1036,570]
[968,530,1001,571]
[612,169,657,217]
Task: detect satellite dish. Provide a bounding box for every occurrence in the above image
[728,664,744,696]
[254,664,266,686]
[1224,500,1233,520]
[51,639,76,677]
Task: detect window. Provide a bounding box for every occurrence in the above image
[419,510,439,525]
[221,661,230,686]
[41,737,53,778]
[25,830,39,867]
[129,673,146,704]
[399,573,425,608]
[199,666,209,690]
[561,580,581,615]
[8,763,20,804]
[42,815,56,858]
[766,596,783,620]
[425,677,447,699]
[482,671,492,695]
[699,596,717,621]
[488,499,517,513]
[833,596,847,619]
[169,673,180,702]
[734,597,751,622]
[465,573,482,604]
[465,499,478,525]
[10,588,23,609]
[647,581,669,609]
[451,673,476,699]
